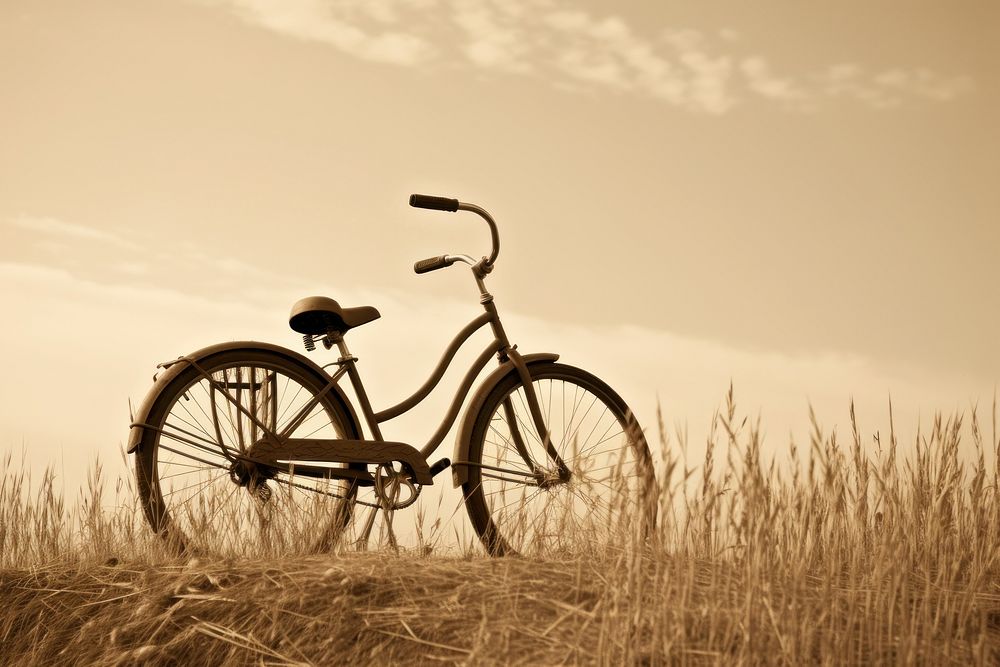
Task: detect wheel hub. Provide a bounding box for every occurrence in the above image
[536,465,572,489]
[229,458,274,502]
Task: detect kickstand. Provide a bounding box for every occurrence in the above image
[356,506,378,551]
[356,464,406,551]
[356,503,399,552]
[383,507,399,551]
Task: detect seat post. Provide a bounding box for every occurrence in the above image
[328,331,354,361]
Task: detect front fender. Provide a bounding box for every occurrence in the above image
[126,341,361,454]
[451,352,559,486]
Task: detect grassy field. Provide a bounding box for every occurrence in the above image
[2,393,1000,665]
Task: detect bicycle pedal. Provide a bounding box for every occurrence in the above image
[428,458,451,478]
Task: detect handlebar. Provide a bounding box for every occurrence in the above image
[413,255,457,274]
[409,193,500,272]
[409,194,459,212]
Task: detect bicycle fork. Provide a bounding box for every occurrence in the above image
[504,348,570,485]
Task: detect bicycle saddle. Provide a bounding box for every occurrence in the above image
[289,296,381,335]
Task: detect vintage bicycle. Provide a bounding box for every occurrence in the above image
[128,195,655,556]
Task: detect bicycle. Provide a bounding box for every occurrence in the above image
[128,195,655,556]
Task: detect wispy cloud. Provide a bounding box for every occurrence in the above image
[820,63,973,109]
[202,0,973,114]
[211,0,436,65]
[452,2,533,73]
[6,215,306,304]
[9,216,140,250]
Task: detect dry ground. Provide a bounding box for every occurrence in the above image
[2,547,999,665]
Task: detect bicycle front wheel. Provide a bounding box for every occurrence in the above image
[462,362,655,556]
[133,348,362,556]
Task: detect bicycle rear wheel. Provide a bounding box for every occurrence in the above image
[133,348,361,556]
[462,362,655,556]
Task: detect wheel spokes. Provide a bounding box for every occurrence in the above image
[149,361,355,554]
[478,377,647,552]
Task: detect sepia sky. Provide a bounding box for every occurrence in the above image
[2,0,998,493]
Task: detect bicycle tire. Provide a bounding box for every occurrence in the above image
[134,348,362,556]
[462,362,655,556]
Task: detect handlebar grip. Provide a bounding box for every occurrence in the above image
[409,194,460,212]
[414,255,456,274]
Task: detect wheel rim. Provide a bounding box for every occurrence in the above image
[472,373,652,555]
[144,360,355,555]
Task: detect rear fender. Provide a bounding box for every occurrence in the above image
[451,352,559,486]
[126,341,361,454]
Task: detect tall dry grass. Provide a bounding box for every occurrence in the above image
[2,393,999,664]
